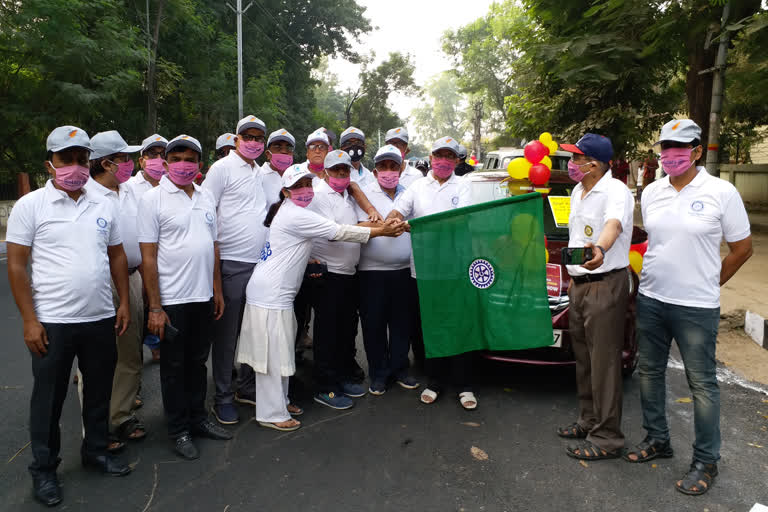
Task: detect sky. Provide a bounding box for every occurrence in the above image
[329,0,496,140]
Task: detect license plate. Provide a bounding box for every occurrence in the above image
[551,329,563,348]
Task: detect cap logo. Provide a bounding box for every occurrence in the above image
[446,138,452,143]
[68,130,78,138]
[281,130,287,135]
[182,136,190,139]
[672,122,681,130]
[155,137,162,141]
[338,152,344,157]
[396,129,401,133]
[350,129,356,133]
[226,135,232,140]
[250,116,256,121]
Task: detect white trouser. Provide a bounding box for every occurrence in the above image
[254,314,291,423]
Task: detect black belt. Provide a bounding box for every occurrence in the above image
[129,267,139,275]
[571,267,626,284]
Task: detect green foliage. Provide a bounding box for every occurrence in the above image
[412,72,467,143]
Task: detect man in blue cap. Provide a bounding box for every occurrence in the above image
[555,133,634,461]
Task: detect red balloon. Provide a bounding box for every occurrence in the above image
[524,140,549,164]
[529,163,551,185]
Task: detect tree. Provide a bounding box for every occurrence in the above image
[412,72,467,143]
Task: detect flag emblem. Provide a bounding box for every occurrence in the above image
[469,259,495,289]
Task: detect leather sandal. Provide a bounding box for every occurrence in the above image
[676,461,717,495]
[623,436,674,463]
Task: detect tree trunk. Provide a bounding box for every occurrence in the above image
[146,0,165,135]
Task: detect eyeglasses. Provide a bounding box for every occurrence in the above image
[240,134,266,143]
[307,144,328,152]
[145,150,165,159]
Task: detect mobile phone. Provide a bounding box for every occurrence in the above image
[561,247,594,265]
[164,322,180,342]
[305,262,328,277]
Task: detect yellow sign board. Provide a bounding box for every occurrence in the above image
[548,196,571,228]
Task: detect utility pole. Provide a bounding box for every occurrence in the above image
[472,100,483,162]
[703,1,731,178]
[227,0,253,119]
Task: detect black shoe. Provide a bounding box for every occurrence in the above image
[81,454,131,476]
[173,433,199,460]
[32,472,62,507]
[191,419,233,441]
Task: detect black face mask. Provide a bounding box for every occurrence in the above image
[346,145,365,162]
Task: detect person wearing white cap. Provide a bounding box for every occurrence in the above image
[260,128,296,204]
[138,135,232,460]
[236,165,406,427]
[215,133,237,160]
[340,126,375,187]
[354,145,420,396]
[385,127,423,189]
[387,136,474,410]
[84,131,149,450]
[7,126,132,506]
[202,115,270,426]
[624,119,753,496]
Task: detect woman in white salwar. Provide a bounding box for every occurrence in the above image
[236,164,407,431]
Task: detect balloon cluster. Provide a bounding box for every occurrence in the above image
[507,132,560,186]
[629,240,648,275]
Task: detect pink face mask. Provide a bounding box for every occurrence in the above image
[431,158,455,179]
[567,160,592,182]
[376,170,400,189]
[143,158,166,180]
[308,161,325,173]
[239,140,264,160]
[109,160,134,183]
[288,187,314,208]
[167,161,199,185]
[326,174,350,193]
[269,152,294,172]
[49,162,89,191]
[660,148,694,177]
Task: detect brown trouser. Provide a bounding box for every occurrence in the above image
[568,268,629,453]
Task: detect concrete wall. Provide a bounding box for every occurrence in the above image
[0,200,16,230]
[719,164,768,202]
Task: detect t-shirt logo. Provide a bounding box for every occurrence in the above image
[584,225,593,237]
[205,211,214,224]
[96,217,107,228]
[469,259,495,289]
[260,241,272,261]
[691,200,704,212]
[451,196,459,206]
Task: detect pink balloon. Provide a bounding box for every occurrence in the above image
[524,140,549,164]
[529,163,551,186]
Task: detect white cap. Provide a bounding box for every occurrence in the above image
[215,133,236,150]
[89,130,141,160]
[236,115,266,135]
[385,127,409,144]
[324,150,352,169]
[655,119,702,145]
[166,134,202,155]
[306,130,330,147]
[431,136,460,156]
[267,129,295,148]
[46,126,90,153]
[282,164,313,188]
[340,126,365,146]
[140,134,168,154]
[374,144,403,166]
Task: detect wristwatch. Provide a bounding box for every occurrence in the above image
[596,245,607,257]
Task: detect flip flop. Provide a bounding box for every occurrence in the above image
[258,420,301,432]
[459,391,478,410]
[287,404,304,416]
[420,388,439,404]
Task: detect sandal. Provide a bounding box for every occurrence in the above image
[258,419,301,432]
[566,441,621,460]
[107,438,126,453]
[133,396,144,410]
[676,461,717,495]
[115,417,147,442]
[420,388,439,404]
[287,404,303,416]
[459,391,477,410]
[623,437,674,463]
[556,422,588,439]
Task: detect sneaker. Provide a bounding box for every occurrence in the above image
[341,381,367,398]
[234,391,256,406]
[212,403,239,425]
[313,392,355,410]
[368,379,387,396]
[396,374,420,390]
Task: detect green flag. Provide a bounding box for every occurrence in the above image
[410,192,553,358]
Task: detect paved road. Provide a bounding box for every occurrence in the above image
[1,262,767,511]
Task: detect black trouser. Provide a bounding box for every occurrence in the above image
[294,277,314,345]
[409,278,425,366]
[359,269,413,382]
[30,317,117,475]
[161,301,214,438]
[426,353,473,394]
[312,272,359,394]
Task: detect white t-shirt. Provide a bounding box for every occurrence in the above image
[126,171,155,198]
[354,182,411,271]
[308,179,361,275]
[639,167,751,308]
[6,180,121,323]
[246,201,340,309]
[350,163,375,188]
[394,171,473,277]
[202,151,268,263]
[566,170,634,277]
[137,176,218,306]
[399,165,425,189]
[85,178,143,269]
[259,162,284,207]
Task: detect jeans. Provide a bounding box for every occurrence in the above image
[636,293,721,464]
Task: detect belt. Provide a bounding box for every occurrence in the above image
[129,267,139,275]
[571,267,625,285]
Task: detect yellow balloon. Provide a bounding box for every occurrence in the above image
[539,132,553,145]
[540,155,552,169]
[629,251,643,274]
[545,247,550,264]
[507,157,531,180]
[547,141,559,154]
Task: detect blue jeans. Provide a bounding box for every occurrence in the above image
[636,294,721,464]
